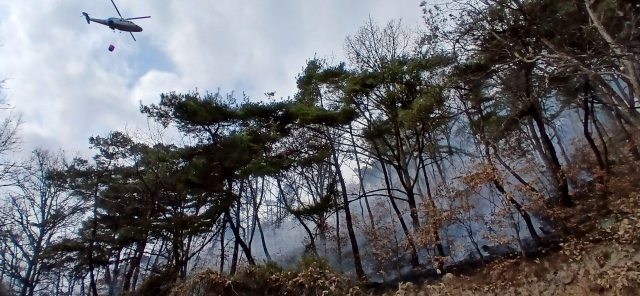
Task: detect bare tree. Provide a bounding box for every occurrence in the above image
[0,149,87,296]
[0,77,22,186]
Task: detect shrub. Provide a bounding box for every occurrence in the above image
[164,256,362,296]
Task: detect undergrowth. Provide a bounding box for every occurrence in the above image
[382,158,640,296]
[147,255,363,296]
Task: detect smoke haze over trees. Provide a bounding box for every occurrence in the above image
[1,0,640,295]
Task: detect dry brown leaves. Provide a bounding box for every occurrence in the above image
[379,178,640,296]
[168,264,365,296]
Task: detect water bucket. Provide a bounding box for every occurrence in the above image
[108,44,115,52]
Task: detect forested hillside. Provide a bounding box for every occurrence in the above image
[1,0,640,295]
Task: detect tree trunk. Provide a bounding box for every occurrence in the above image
[123,241,147,292]
[530,106,573,207]
[463,98,543,246]
[396,152,421,232]
[276,177,319,256]
[256,216,272,261]
[225,210,256,266]
[373,143,420,268]
[493,149,541,196]
[349,123,375,228]
[593,116,613,168]
[417,150,446,258]
[330,139,366,281]
[391,124,421,231]
[591,108,611,173]
[89,200,99,296]
[583,84,607,174]
[613,109,640,161]
[219,221,226,273]
[493,179,542,245]
[510,217,528,259]
[550,125,573,167]
[431,149,447,182]
[230,202,241,275]
[527,118,560,187]
[230,233,240,274]
[522,64,571,207]
[487,146,542,246]
[336,203,342,272]
[466,227,485,265]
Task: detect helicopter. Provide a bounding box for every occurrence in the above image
[82,0,150,43]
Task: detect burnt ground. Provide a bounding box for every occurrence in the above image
[362,185,640,295]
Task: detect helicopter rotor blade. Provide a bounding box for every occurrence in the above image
[130,32,136,42]
[110,0,123,18]
[125,16,151,20]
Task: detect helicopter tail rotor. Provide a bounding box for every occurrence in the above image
[82,12,90,24]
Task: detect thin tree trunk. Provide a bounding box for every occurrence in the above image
[593,116,615,167]
[487,147,542,246]
[492,179,542,245]
[103,265,113,296]
[123,241,147,292]
[336,203,342,272]
[276,177,319,256]
[395,154,421,231]
[230,202,241,275]
[591,105,611,173]
[349,124,375,228]
[107,249,122,296]
[88,165,111,296]
[530,105,573,207]
[391,125,421,232]
[417,150,446,259]
[614,110,640,161]
[225,210,256,266]
[373,143,420,268]
[230,234,240,274]
[598,104,640,161]
[523,65,571,206]
[527,118,560,188]
[222,178,255,269]
[319,216,328,256]
[248,177,264,251]
[89,199,99,296]
[583,84,607,173]
[465,226,485,265]
[256,216,272,261]
[463,100,543,245]
[431,149,447,182]
[550,125,572,167]
[493,150,541,196]
[219,222,226,274]
[330,138,366,281]
[510,215,528,259]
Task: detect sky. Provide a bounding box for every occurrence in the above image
[0,0,427,159]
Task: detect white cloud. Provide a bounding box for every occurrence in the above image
[0,0,425,157]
